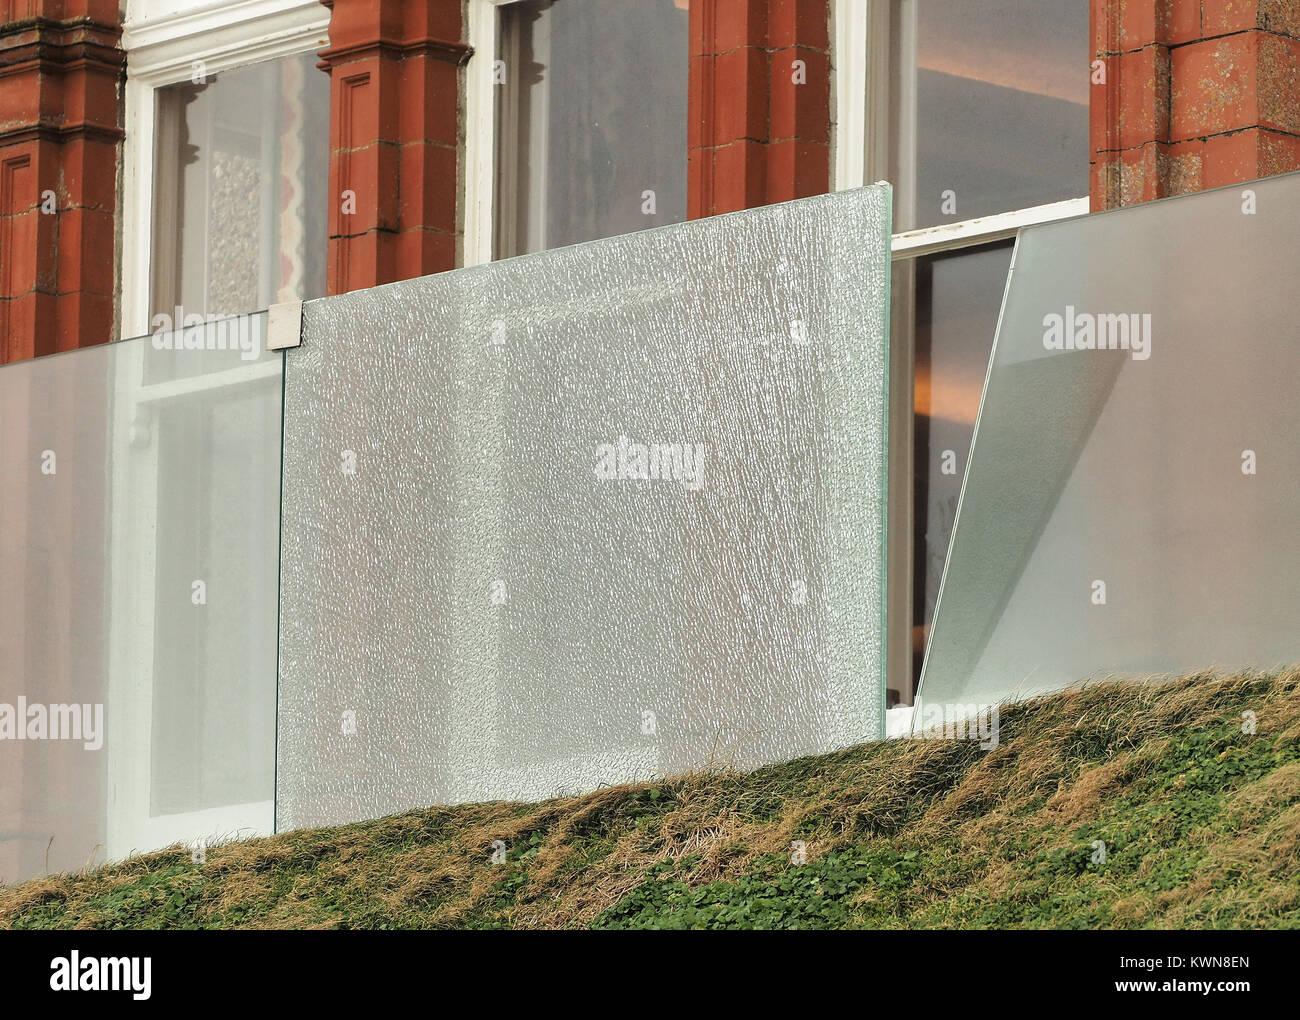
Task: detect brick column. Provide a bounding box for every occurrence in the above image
[1091,0,1300,209]
[0,1,123,365]
[318,0,468,294]
[689,0,830,218]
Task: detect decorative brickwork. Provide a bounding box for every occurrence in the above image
[317,0,467,293]
[689,0,831,217]
[1092,0,1300,208]
[0,1,123,363]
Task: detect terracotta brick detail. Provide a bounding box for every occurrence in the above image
[1092,0,1300,209]
[318,0,467,294]
[0,1,124,364]
[689,0,830,218]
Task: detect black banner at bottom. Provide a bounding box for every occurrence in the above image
[0,928,1290,1007]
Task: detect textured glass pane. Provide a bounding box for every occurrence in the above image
[494,0,688,257]
[890,0,1088,230]
[918,173,1300,712]
[0,325,281,883]
[277,187,891,830]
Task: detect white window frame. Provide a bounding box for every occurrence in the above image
[119,0,330,340]
[465,0,521,267]
[830,0,1089,704]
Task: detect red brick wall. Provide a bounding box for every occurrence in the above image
[6,0,1299,361]
[688,0,831,217]
[1091,0,1300,209]
[317,0,467,295]
[0,1,123,364]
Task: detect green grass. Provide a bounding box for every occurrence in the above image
[3,669,1299,929]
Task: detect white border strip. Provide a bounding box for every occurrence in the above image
[464,0,520,266]
[831,0,868,192]
[890,198,1089,259]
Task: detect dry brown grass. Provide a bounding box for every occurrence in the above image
[2,668,1298,929]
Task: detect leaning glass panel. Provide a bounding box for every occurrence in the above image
[894,241,1014,704]
[277,186,891,830]
[0,318,281,884]
[918,172,1300,713]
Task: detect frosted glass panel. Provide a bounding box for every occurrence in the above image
[899,242,1014,701]
[918,172,1300,710]
[277,187,891,829]
[0,322,281,884]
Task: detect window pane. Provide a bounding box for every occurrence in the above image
[892,242,1012,703]
[151,52,329,320]
[890,0,1088,230]
[495,0,689,257]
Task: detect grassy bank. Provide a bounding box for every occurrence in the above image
[3,670,1298,929]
